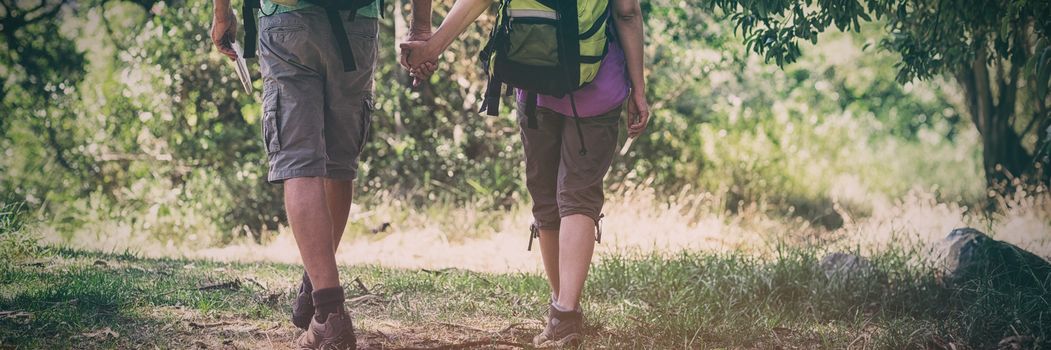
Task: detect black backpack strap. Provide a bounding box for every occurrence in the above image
[479,0,510,72]
[242,0,260,59]
[555,0,581,88]
[479,77,503,116]
[325,8,357,72]
[524,91,538,129]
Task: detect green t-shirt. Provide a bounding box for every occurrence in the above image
[259,0,380,18]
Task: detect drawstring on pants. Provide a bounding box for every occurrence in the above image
[526,214,605,251]
[568,93,587,156]
[527,222,540,251]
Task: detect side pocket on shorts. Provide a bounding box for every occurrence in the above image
[262,80,282,154]
[358,96,375,153]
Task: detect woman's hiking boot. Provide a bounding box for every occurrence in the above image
[533,304,584,348]
[294,309,357,350]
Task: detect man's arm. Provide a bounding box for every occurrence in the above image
[402,0,435,82]
[613,0,650,138]
[211,0,237,60]
[409,0,432,36]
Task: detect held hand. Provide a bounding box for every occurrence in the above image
[211,11,238,60]
[399,40,440,70]
[409,61,438,87]
[400,29,432,68]
[399,39,440,87]
[626,90,650,138]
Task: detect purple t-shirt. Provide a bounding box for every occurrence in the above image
[516,41,629,118]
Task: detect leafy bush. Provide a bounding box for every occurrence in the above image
[0,0,982,244]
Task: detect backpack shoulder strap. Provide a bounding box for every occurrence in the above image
[524,91,538,129]
[242,0,261,59]
[479,78,503,116]
[324,7,358,71]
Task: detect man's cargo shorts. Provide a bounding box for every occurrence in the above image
[257,7,377,183]
[518,104,621,230]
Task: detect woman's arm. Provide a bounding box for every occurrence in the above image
[613,0,650,138]
[401,0,491,67]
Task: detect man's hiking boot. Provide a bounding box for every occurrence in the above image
[292,272,314,330]
[533,304,584,348]
[294,311,357,350]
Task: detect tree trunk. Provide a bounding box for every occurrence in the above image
[956,48,1034,190]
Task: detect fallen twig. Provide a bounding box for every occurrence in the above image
[189,321,233,328]
[244,277,268,291]
[347,294,385,305]
[437,322,533,335]
[420,268,456,275]
[438,322,486,333]
[395,339,529,349]
[495,322,534,334]
[353,277,370,295]
[197,279,241,291]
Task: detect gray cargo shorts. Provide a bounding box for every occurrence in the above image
[257,7,378,183]
[519,104,621,230]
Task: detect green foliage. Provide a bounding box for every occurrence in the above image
[706,0,1051,187]
[2,0,282,242]
[0,0,982,243]
[706,0,1051,80]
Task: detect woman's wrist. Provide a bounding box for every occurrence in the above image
[214,8,234,23]
[631,84,646,97]
[434,27,458,52]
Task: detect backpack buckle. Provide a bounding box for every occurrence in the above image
[527,222,540,251]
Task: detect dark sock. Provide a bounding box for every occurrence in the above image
[312,287,345,322]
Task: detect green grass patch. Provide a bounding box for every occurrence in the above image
[0,246,1047,349]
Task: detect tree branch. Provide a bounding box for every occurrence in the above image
[43,118,74,172]
[999,58,1019,130]
[24,0,46,16]
[23,0,63,25]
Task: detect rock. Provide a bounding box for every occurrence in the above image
[997,335,1035,350]
[935,227,1051,289]
[819,252,876,280]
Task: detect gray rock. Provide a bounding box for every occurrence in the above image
[935,227,1051,289]
[819,252,875,280]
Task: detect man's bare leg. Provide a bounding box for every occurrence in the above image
[285,177,340,291]
[325,178,354,248]
[538,229,561,300]
[555,214,596,311]
[290,178,354,329]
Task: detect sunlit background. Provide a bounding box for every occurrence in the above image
[4,0,1047,272]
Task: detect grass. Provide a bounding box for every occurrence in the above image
[2,243,1049,349]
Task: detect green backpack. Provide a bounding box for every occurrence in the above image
[479,0,612,153]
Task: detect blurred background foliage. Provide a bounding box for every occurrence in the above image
[2,0,1026,245]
